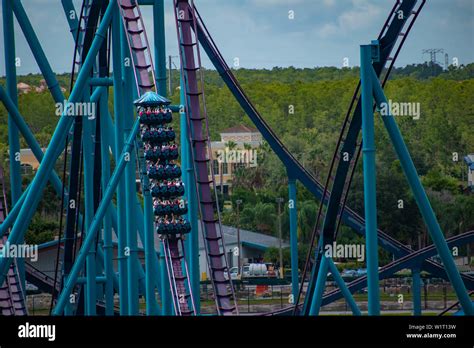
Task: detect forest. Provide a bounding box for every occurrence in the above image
[0,62,473,266]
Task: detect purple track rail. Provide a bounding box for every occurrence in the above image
[173,0,238,315]
[0,166,27,316]
[118,0,196,315]
[163,237,195,315]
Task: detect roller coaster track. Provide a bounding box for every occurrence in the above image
[299,0,427,315]
[24,260,119,315]
[0,166,27,316]
[185,0,474,311]
[119,0,196,315]
[265,230,474,316]
[173,0,238,315]
[438,291,474,316]
[162,236,196,315]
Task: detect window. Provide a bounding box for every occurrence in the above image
[222,162,228,175]
[213,159,219,175]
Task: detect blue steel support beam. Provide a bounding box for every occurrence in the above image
[309,256,329,315]
[112,2,129,315]
[53,119,141,315]
[3,0,24,290]
[0,87,121,302]
[82,92,97,315]
[100,91,114,316]
[412,267,421,316]
[60,0,80,39]
[327,258,361,316]
[143,166,158,315]
[154,0,167,96]
[0,85,101,236]
[3,0,22,208]
[12,1,65,103]
[121,20,139,316]
[181,81,200,314]
[102,110,161,301]
[288,175,299,302]
[370,67,474,316]
[321,231,474,307]
[0,0,115,293]
[360,44,380,315]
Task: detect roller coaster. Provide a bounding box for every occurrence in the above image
[0,0,472,317]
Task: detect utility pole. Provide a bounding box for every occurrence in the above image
[422,48,445,74]
[236,199,242,275]
[168,55,172,95]
[168,55,178,95]
[276,197,284,279]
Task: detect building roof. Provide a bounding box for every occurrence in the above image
[221,125,259,134]
[197,224,289,251]
[39,223,288,253]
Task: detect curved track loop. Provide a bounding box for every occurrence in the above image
[266,230,474,316]
[438,291,474,316]
[0,166,27,316]
[190,1,474,315]
[188,0,474,311]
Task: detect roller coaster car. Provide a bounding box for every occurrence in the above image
[153,199,188,217]
[156,218,192,235]
[138,108,173,126]
[151,180,185,199]
[147,164,182,180]
[144,144,179,162]
[141,126,176,145]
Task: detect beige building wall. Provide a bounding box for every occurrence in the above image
[209,125,262,195]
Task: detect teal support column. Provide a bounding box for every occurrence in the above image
[3,0,22,205]
[100,91,114,316]
[83,92,97,316]
[151,3,173,314]
[360,44,380,316]
[160,243,171,315]
[3,0,24,290]
[309,256,329,316]
[181,81,200,314]
[0,0,115,290]
[0,87,102,237]
[104,110,161,305]
[288,175,299,302]
[121,18,139,316]
[412,267,421,316]
[154,0,167,96]
[327,258,361,316]
[143,171,158,315]
[370,67,473,316]
[53,120,141,315]
[112,2,129,315]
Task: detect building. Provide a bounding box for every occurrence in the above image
[32,224,288,283]
[17,82,32,94]
[197,224,289,280]
[464,154,474,190]
[20,148,44,171]
[209,125,263,196]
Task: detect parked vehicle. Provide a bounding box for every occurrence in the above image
[224,267,239,280]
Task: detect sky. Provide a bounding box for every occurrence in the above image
[0,0,473,75]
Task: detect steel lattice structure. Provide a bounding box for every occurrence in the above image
[0,0,472,316]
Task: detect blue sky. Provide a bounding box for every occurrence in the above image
[0,0,473,74]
